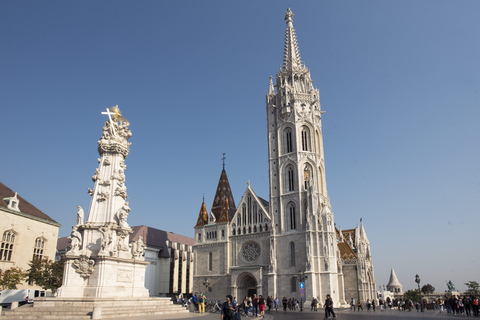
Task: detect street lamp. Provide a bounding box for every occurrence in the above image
[415,274,423,312]
[298,270,308,312]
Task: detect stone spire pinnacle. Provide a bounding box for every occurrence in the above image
[268,76,275,95]
[283,8,302,70]
[387,267,403,293]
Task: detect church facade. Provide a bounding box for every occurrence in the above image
[192,9,376,305]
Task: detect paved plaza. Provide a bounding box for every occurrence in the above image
[84,308,477,320]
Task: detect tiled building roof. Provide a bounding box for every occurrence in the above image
[0,181,60,226]
[337,242,357,261]
[211,168,236,221]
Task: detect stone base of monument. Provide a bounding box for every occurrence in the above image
[0,297,189,319]
[57,255,150,298]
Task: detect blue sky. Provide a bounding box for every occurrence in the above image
[1,1,478,293]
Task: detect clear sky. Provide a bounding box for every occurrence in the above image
[1,1,479,293]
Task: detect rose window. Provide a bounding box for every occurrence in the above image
[242,242,261,262]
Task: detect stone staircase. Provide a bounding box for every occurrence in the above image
[0,297,189,319]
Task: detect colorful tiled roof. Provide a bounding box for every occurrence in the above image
[0,181,60,226]
[337,242,357,261]
[216,198,230,223]
[194,201,208,228]
[211,168,236,221]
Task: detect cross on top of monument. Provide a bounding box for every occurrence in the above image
[222,153,226,169]
[101,106,118,136]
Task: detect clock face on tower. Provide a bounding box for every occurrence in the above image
[242,242,261,262]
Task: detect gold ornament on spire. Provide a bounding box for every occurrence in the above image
[110,105,129,125]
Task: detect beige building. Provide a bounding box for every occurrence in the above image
[0,182,60,289]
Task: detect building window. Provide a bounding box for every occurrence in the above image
[285,128,293,153]
[208,252,213,271]
[242,205,246,226]
[33,237,45,261]
[221,229,225,238]
[1,230,15,261]
[301,126,310,151]
[291,277,297,292]
[198,233,201,240]
[289,204,296,230]
[288,167,295,192]
[290,242,295,266]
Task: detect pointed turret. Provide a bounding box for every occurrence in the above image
[216,198,230,223]
[211,165,236,222]
[360,218,369,243]
[386,267,403,293]
[267,76,275,95]
[194,200,208,228]
[283,8,302,70]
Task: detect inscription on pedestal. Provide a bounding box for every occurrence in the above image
[117,269,133,283]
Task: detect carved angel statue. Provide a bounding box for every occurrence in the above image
[116,201,131,228]
[131,236,146,258]
[76,206,84,225]
[67,226,82,255]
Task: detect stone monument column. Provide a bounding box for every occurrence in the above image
[57,106,149,298]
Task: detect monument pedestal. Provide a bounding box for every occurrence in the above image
[57,255,149,298]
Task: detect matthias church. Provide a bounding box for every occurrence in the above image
[193,9,376,305]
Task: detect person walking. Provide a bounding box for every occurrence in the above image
[350,298,355,311]
[324,294,336,319]
[266,296,272,313]
[221,295,236,320]
[274,297,279,312]
[244,297,252,317]
[192,292,198,313]
[252,294,259,317]
[357,299,363,311]
[372,299,376,312]
[258,295,266,318]
[311,297,318,311]
[282,297,288,311]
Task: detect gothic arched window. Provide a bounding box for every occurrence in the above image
[289,204,296,230]
[242,205,246,226]
[33,237,45,261]
[1,230,15,261]
[285,128,293,153]
[208,252,213,271]
[290,242,296,266]
[287,166,295,192]
[301,126,310,151]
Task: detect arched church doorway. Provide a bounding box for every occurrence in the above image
[237,273,257,299]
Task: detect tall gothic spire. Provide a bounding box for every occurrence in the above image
[283,8,302,70]
[194,199,208,228]
[211,165,236,221]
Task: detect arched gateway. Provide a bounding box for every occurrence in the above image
[237,273,257,300]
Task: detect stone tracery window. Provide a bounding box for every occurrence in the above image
[1,230,15,261]
[33,237,45,261]
[242,242,261,262]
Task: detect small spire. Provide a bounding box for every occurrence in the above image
[194,200,209,228]
[283,8,302,70]
[268,76,275,95]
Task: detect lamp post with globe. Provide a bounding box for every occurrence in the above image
[415,274,423,312]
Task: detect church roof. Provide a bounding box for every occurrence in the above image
[0,181,60,226]
[337,242,357,261]
[211,167,236,221]
[216,198,230,223]
[339,228,356,244]
[194,200,208,228]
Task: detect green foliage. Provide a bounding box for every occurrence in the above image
[0,267,25,290]
[403,289,421,302]
[421,284,435,294]
[26,258,65,292]
[465,281,480,297]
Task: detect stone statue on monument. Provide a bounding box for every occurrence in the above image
[67,226,82,255]
[76,206,84,225]
[116,201,131,228]
[131,236,146,259]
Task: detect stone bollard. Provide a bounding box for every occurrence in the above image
[10,302,18,310]
[92,306,102,320]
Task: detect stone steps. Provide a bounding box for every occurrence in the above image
[0,298,189,319]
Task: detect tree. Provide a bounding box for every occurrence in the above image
[421,284,435,294]
[25,258,65,293]
[0,267,25,290]
[465,281,480,297]
[403,289,421,302]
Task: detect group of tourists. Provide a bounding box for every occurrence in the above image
[437,296,479,316]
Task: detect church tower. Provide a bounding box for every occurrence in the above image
[266,8,340,302]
